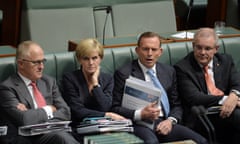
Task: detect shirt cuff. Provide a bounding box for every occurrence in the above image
[167,116,177,124]
[218,96,228,105]
[134,109,142,121]
[42,106,54,119]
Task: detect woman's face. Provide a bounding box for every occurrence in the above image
[79,50,102,75]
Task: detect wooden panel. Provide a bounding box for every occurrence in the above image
[206,0,227,27]
[0,0,22,47]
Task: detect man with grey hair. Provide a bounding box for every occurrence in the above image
[0,41,79,144]
[174,28,240,144]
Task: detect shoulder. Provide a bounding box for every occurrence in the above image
[114,60,136,78]
[157,62,175,72]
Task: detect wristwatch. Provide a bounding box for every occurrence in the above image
[167,118,177,125]
[231,90,240,101]
[231,90,240,97]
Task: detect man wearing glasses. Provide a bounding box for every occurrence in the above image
[174,28,240,144]
[0,41,79,144]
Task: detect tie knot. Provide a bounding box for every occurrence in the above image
[203,65,209,72]
[147,69,155,76]
[30,81,37,87]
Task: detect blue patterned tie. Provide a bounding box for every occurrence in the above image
[147,69,170,117]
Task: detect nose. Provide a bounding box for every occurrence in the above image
[147,49,153,55]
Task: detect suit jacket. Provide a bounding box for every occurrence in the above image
[62,69,113,123]
[0,73,70,141]
[112,59,183,122]
[174,52,240,122]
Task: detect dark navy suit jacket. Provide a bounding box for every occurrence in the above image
[62,69,113,123]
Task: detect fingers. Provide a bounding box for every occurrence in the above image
[17,103,27,111]
[156,120,172,135]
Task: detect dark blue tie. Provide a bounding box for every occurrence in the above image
[147,69,170,117]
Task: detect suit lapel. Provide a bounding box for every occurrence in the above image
[190,55,208,92]
[213,56,222,87]
[131,61,145,80]
[14,75,35,108]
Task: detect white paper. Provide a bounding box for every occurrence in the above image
[171,31,194,39]
[122,76,161,110]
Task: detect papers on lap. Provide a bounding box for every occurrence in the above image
[122,76,161,110]
[76,117,133,134]
[18,121,72,136]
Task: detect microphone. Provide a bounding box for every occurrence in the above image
[198,106,216,144]
[191,106,213,144]
[102,6,112,46]
[185,0,194,39]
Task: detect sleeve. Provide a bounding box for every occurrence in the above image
[112,69,135,119]
[0,84,48,126]
[91,73,113,112]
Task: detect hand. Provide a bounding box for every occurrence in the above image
[141,101,160,121]
[49,105,57,112]
[17,103,28,111]
[220,93,238,118]
[156,119,173,135]
[105,112,126,120]
[91,66,100,85]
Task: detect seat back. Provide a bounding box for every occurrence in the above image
[111,0,177,36]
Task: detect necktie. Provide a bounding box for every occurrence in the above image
[203,66,224,96]
[30,81,46,108]
[147,69,170,117]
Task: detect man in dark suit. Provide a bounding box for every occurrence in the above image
[174,28,240,144]
[0,41,79,144]
[112,32,207,144]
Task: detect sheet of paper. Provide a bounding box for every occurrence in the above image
[171,31,194,39]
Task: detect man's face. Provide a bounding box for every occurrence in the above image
[18,45,45,81]
[136,37,162,68]
[193,36,218,66]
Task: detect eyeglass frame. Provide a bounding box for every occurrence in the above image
[20,58,47,65]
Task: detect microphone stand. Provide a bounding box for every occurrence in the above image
[185,0,193,39]
[198,106,216,144]
[102,6,111,46]
[192,106,213,144]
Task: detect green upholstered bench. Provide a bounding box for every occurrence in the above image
[0,37,239,83]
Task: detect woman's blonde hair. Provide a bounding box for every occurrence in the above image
[75,38,103,60]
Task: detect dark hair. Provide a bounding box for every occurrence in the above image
[137,32,162,47]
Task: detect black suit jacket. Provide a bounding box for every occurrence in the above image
[0,74,70,142]
[112,59,183,122]
[174,52,240,122]
[62,69,113,123]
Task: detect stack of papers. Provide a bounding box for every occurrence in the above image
[18,121,72,136]
[76,118,133,134]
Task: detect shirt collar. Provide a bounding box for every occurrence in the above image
[137,59,157,74]
[18,72,32,86]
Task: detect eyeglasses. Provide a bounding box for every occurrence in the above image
[21,58,47,65]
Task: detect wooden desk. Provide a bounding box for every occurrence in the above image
[0,45,16,57]
[68,27,240,51]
